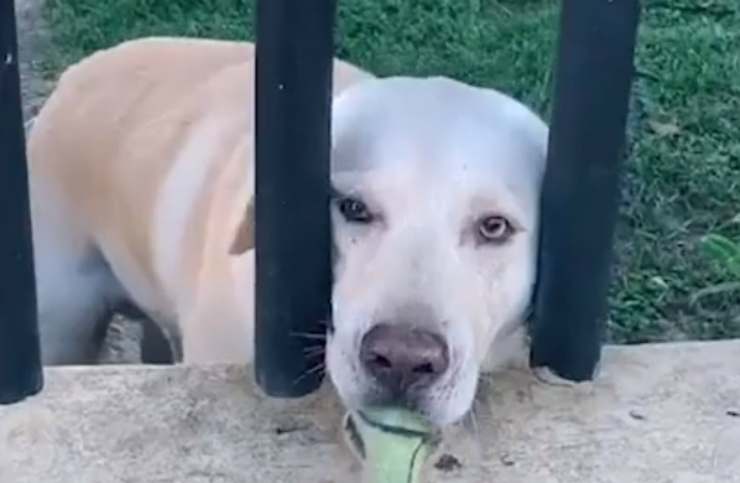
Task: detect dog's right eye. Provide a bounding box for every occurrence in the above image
[337,197,373,223]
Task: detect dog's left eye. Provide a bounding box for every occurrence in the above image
[337,197,373,223]
[477,215,513,243]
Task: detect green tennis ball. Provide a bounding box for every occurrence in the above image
[343,408,440,483]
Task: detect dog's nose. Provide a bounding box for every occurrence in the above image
[360,324,449,394]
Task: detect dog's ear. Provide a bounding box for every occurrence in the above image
[229,198,255,256]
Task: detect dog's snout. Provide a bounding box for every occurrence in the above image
[360,323,449,394]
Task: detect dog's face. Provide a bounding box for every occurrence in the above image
[326,77,548,427]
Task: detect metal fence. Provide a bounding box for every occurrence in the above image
[0,0,44,405]
[0,0,640,405]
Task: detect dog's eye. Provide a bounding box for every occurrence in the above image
[477,215,513,243]
[338,197,373,223]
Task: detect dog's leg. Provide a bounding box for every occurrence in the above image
[181,251,255,365]
[29,180,116,365]
[33,249,115,365]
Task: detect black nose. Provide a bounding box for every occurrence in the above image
[360,323,449,395]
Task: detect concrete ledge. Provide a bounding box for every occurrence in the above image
[1,341,739,483]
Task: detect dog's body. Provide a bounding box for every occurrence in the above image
[29,38,372,364]
[29,37,548,426]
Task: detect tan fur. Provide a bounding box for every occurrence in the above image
[28,37,372,363]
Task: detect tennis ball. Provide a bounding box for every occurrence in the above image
[343,407,440,483]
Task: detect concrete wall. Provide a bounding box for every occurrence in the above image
[2,340,739,482]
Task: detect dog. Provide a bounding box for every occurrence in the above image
[27,37,548,427]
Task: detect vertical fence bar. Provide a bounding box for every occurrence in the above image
[531,0,641,381]
[254,0,336,397]
[0,0,44,404]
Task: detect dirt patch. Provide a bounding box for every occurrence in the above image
[15,0,53,122]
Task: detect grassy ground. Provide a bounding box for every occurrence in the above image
[40,0,740,344]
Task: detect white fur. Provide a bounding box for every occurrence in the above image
[326,77,548,426]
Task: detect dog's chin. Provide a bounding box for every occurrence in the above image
[353,384,477,429]
[422,367,480,428]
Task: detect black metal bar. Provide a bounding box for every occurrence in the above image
[0,0,44,404]
[254,0,336,397]
[531,0,641,381]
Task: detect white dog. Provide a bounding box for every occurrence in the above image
[27,37,548,427]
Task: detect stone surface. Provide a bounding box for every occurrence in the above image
[1,340,740,483]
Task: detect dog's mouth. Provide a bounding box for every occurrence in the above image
[327,328,479,429]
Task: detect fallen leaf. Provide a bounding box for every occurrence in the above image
[648,120,681,137]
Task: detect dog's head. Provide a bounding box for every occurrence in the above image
[326,77,548,427]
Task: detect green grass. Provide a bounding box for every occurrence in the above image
[42,0,740,344]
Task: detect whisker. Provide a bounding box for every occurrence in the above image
[469,401,481,439]
[307,362,326,375]
[467,399,486,461]
[290,331,327,341]
[303,347,326,358]
[292,362,327,385]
